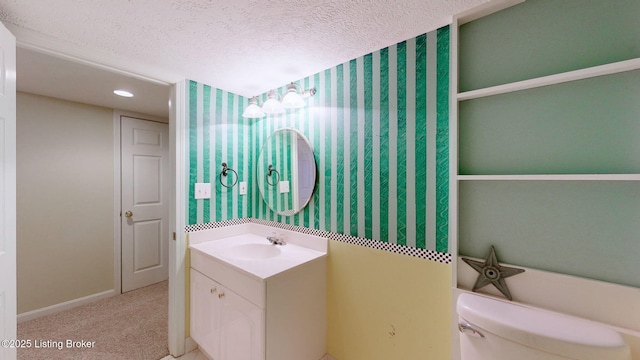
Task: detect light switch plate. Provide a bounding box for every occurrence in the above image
[239,182,248,195]
[194,183,211,199]
[279,180,290,194]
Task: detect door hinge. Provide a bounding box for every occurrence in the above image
[172,232,176,241]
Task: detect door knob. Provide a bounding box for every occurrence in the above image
[124,211,133,217]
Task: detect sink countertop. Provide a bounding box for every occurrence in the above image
[189,233,326,280]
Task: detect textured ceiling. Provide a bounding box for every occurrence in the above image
[1,0,488,99]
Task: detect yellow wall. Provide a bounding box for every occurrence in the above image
[327,240,452,360]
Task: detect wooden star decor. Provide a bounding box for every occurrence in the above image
[462,245,525,301]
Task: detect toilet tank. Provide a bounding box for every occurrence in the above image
[457,292,631,360]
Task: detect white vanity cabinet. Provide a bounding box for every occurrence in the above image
[191,269,264,360]
[189,235,327,360]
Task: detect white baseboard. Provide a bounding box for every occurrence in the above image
[17,289,118,323]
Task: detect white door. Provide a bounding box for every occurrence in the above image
[0,22,16,360]
[121,116,169,292]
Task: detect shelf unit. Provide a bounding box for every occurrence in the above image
[458,174,640,181]
[450,1,640,358]
[455,62,640,184]
[457,58,640,101]
[450,0,640,290]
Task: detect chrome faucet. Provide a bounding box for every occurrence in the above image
[267,234,286,245]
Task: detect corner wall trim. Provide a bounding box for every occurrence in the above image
[17,289,117,323]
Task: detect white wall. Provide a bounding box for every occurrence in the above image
[16,92,114,314]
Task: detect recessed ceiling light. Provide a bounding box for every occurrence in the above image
[114,89,134,97]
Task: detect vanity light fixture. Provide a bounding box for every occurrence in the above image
[113,89,134,97]
[241,96,266,118]
[281,82,304,109]
[242,83,317,118]
[261,89,285,115]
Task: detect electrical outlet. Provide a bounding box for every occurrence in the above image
[194,183,211,199]
[239,182,248,195]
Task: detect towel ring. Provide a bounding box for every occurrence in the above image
[219,162,238,188]
[266,164,280,186]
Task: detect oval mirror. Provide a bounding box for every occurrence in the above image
[256,128,316,216]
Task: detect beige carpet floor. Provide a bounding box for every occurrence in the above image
[18,281,169,360]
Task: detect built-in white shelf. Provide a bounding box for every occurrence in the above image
[457,174,640,181]
[457,57,640,101]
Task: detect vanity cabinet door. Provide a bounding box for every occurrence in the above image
[219,287,265,360]
[191,269,222,360]
[191,268,265,360]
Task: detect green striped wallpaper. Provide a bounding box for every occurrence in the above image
[186,82,253,223]
[186,25,450,253]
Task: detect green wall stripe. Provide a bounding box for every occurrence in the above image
[202,85,211,223]
[349,59,359,236]
[262,114,269,221]
[247,112,253,219]
[371,50,381,241]
[261,98,268,221]
[329,69,338,233]
[196,83,204,224]
[188,80,197,224]
[231,94,240,219]
[388,44,398,244]
[396,40,407,246]
[356,57,365,237]
[436,25,450,253]
[335,64,345,234]
[426,30,438,251]
[405,37,417,248]
[214,89,223,221]
[226,92,233,220]
[220,91,228,220]
[415,33,428,249]
[233,96,248,218]
[302,77,311,228]
[342,64,351,235]
[312,74,321,229]
[319,70,327,230]
[324,69,333,232]
[363,53,373,240]
[379,48,390,243]
[355,58,363,236]
[209,89,219,221]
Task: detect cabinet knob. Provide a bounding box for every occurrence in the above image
[210,287,217,294]
[218,292,225,299]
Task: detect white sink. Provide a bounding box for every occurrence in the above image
[189,233,326,279]
[223,243,282,260]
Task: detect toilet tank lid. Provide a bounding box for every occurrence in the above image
[457,293,631,360]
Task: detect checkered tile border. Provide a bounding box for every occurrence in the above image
[184,218,250,232]
[185,218,451,264]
